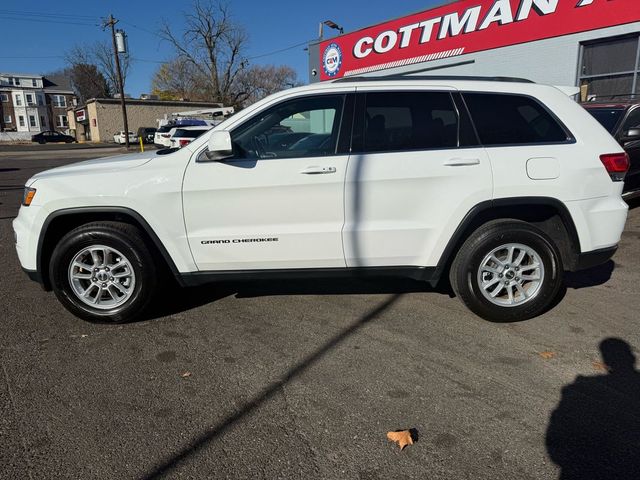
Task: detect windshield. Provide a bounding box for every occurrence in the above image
[585,108,625,133]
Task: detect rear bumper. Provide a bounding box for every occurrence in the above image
[573,246,617,271]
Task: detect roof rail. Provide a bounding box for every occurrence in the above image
[333,75,535,84]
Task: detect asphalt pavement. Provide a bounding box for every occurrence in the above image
[1,146,639,479]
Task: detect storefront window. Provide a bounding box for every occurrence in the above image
[579,35,640,102]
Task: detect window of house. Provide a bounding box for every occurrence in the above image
[26,94,34,105]
[0,94,8,102]
[57,115,68,127]
[52,95,66,107]
[463,93,570,145]
[32,79,37,87]
[15,94,22,106]
[19,116,25,127]
[29,115,36,127]
[40,116,46,127]
[3,115,11,124]
[11,77,20,86]
[362,92,459,153]
[579,34,640,101]
[37,95,43,106]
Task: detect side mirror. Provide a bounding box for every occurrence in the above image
[622,127,640,142]
[204,130,233,161]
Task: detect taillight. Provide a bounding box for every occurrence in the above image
[600,153,630,182]
[179,139,191,147]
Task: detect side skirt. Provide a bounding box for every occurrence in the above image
[178,266,439,287]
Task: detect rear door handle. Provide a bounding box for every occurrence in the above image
[444,158,481,166]
[300,166,337,175]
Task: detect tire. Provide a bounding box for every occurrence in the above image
[449,219,563,322]
[49,221,158,323]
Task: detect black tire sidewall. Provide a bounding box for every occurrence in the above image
[50,225,156,323]
[454,223,563,322]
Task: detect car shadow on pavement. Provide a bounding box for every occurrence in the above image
[139,276,451,323]
[564,260,615,290]
[546,338,640,479]
[139,293,403,479]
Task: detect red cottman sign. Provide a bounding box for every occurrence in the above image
[319,0,640,80]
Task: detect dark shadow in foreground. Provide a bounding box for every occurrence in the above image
[546,338,640,480]
[140,293,402,479]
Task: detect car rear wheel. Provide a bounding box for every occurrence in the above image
[49,221,157,323]
[449,219,563,322]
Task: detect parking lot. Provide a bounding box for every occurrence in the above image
[1,146,639,479]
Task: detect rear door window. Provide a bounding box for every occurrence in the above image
[361,92,459,153]
[463,93,571,146]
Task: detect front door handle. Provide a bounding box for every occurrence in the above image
[444,158,481,167]
[300,166,337,175]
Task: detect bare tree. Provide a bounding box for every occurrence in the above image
[65,41,131,97]
[151,58,207,101]
[92,41,131,95]
[159,0,249,105]
[235,65,300,106]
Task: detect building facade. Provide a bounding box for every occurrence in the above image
[0,73,75,134]
[309,0,640,102]
[68,99,226,143]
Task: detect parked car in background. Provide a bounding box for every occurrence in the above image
[583,100,640,197]
[169,126,213,148]
[137,127,157,144]
[155,120,213,147]
[31,131,75,144]
[113,131,137,144]
[154,125,174,147]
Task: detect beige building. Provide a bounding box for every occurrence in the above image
[67,98,225,143]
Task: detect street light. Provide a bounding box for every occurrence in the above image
[319,19,344,39]
[324,20,344,34]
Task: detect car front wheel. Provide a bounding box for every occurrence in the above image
[49,221,157,323]
[449,219,563,322]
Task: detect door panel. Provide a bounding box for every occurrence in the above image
[344,149,491,267]
[183,94,352,271]
[344,90,492,268]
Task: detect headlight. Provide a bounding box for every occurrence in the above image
[22,187,37,206]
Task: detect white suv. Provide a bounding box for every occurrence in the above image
[13,76,630,323]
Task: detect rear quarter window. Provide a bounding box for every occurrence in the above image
[463,93,571,146]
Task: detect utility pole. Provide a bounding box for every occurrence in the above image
[103,14,130,148]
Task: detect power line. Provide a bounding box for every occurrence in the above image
[120,20,162,38]
[0,56,65,59]
[0,9,97,20]
[0,15,99,27]
[247,40,313,60]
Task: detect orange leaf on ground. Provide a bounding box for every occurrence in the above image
[387,430,414,450]
[539,351,556,359]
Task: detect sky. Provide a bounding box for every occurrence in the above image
[0,0,443,98]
